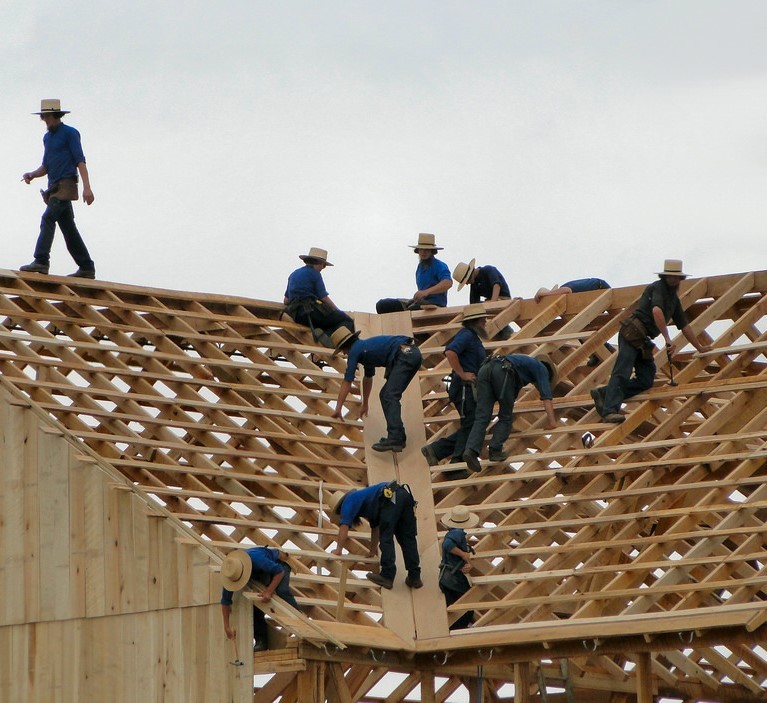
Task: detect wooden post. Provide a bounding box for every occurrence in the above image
[636,651,654,703]
[515,662,532,703]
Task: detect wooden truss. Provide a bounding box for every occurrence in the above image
[0,268,765,702]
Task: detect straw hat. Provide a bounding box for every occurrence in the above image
[220,549,253,591]
[535,284,559,299]
[299,247,333,266]
[441,505,480,529]
[32,99,70,115]
[461,303,490,323]
[327,491,348,523]
[657,259,687,278]
[329,327,360,355]
[452,259,476,290]
[409,233,443,251]
[536,353,559,388]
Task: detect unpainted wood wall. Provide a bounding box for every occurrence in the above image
[0,388,251,702]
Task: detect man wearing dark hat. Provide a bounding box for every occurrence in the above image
[220,547,299,652]
[463,354,558,472]
[329,483,422,590]
[439,505,480,630]
[421,304,489,469]
[330,327,422,453]
[376,233,452,314]
[19,99,96,279]
[284,246,354,346]
[591,260,711,423]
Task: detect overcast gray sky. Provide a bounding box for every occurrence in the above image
[2,1,765,313]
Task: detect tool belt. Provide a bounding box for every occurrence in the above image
[41,177,79,204]
[620,316,656,360]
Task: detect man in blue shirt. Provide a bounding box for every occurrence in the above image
[329,482,421,590]
[421,304,489,470]
[376,233,452,313]
[220,547,299,652]
[20,99,96,279]
[439,505,479,630]
[452,259,512,303]
[591,260,710,423]
[331,328,422,452]
[463,354,558,472]
[535,278,610,302]
[283,247,353,346]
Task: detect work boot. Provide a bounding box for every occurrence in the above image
[367,572,393,590]
[67,267,96,279]
[602,412,625,424]
[420,444,439,466]
[372,438,405,453]
[405,575,423,589]
[462,449,481,474]
[447,469,471,481]
[488,448,508,463]
[590,387,605,415]
[19,261,49,274]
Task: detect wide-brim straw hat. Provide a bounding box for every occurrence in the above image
[461,303,490,323]
[328,491,348,523]
[220,549,253,591]
[657,259,687,278]
[452,259,476,290]
[330,327,360,355]
[32,98,70,115]
[441,505,480,529]
[536,353,559,388]
[409,233,443,251]
[299,247,333,266]
[535,284,559,299]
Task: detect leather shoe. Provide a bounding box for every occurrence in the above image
[462,450,481,473]
[67,268,96,279]
[590,387,605,415]
[372,438,404,453]
[420,444,439,466]
[405,576,423,589]
[367,572,393,589]
[488,448,508,463]
[19,261,49,274]
[602,412,625,423]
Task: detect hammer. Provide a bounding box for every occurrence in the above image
[666,345,678,387]
[229,637,244,667]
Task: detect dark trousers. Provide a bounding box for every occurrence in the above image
[465,359,519,455]
[380,345,422,444]
[376,298,410,314]
[252,563,299,643]
[293,304,353,337]
[442,587,474,630]
[33,197,94,268]
[601,335,656,414]
[378,486,420,581]
[430,382,477,461]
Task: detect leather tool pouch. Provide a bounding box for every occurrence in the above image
[55,178,79,201]
[620,317,656,360]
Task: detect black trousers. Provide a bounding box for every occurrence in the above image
[378,486,420,581]
[33,197,94,268]
[380,345,422,444]
[442,586,474,630]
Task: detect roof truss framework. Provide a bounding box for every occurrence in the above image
[0,269,765,702]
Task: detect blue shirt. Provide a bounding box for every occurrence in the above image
[562,278,610,293]
[416,257,451,307]
[470,266,511,303]
[284,265,328,301]
[442,528,469,565]
[42,123,86,187]
[445,327,486,375]
[503,354,553,400]
[344,335,409,382]
[220,547,284,606]
[338,482,387,527]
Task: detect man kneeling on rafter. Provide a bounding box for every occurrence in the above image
[591,259,710,423]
